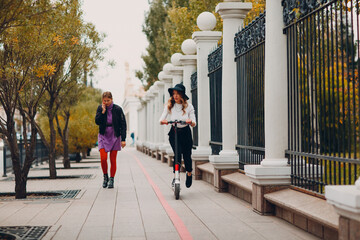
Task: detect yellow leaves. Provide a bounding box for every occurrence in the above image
[52,35,65,46]
[35,64,56,78]
[70,36,79,45]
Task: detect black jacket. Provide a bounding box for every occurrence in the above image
[95,104,127,141]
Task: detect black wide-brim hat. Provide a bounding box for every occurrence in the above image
[168,84,189,100]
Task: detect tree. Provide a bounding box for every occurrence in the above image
[136,0,171,90]
[166,0,223,54]
[39,86,101,159]
[35,0,104,178]
[0,0,59,199]
[68,87,101,156]
[137,0,266,89]
[55,82,83,168]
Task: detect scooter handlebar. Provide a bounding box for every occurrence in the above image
[167,120,188,125]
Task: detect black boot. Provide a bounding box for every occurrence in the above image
[102,174,109,188]
[186,173,192,188]
[108,177,114,188]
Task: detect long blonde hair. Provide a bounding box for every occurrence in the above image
[167,95,188,115]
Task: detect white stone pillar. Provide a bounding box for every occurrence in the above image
[148,85,158,151]
[192,12,222,157]
[208,1,252,192]
[145,93,153,148]
[158,70,173,152]
[245,0,290,182]
[154,81,165,147]
[141,102,147,147]
[209,2,252,169]
[169,53,183,86]
[179,39,197,103]
[136,104,143,149]
[325,179,360,239]
[244,0,290,214]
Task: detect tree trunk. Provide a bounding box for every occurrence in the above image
[63,132,70,168]
[62,114,71,169]
[15,174,27,199]
[48,115,57,179]
[6,130,26,199]
[82,150,87,159]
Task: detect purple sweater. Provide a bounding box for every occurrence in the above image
[98,103,121,152]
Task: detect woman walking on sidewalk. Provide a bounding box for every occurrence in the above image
[159,84,196,188]
[95,91,127,188]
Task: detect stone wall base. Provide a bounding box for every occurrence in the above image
[214,169,238,192]
[160,152,167,163]
[228,184,252,204]
[252,184,288,215]
[274,206,338,239]
[193,160,208,180]
[339,216,360,240]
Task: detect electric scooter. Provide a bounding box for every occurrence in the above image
[167,120,187,200]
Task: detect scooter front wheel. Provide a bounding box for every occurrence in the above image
[174,183,180,200]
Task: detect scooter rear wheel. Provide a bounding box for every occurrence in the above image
[174,183,180,200]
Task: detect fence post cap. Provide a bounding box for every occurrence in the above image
[163,63,174,74]
[197,12,217,31]
[181,39,197,55]
[158,71,165,80]
[171,53,183,66]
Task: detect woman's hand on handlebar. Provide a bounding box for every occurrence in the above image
[160,120,168,125]
[186,119,195,127]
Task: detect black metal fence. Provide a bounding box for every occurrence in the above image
[2,138,49,177]
[283,0,360,194]
[208,45,223,155]
[235,13,266,170]
[191,72,198,147]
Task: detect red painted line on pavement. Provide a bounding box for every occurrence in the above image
[129,152,193,240]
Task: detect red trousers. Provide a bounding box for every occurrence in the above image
[99,149,117,177]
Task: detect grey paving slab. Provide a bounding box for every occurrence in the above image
[27,200,72,225]
[1,203,48,225]
[77,226,112,240]
[0,203,26,223]
[0,147,323,240]
[112,221,145,239]
[51,225,82,240]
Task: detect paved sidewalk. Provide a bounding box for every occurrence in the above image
[0,147,319,240]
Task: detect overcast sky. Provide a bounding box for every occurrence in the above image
[82,0,150,105]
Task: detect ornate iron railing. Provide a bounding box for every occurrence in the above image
[235,13,266,170]
[191,72,198,147]
[208,45,223,155]
[235,12,265,56]
[284,0,360,194]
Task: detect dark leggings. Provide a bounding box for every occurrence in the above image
[168,125,193,173]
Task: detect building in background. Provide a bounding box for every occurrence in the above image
[122,62,145,145]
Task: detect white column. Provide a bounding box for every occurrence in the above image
[245,0,291,185]
[209,2,252,168]
[141,102,147,146]
[169,53,183,86]
[158,70,173,152]
[136,104,143,148]
[149,85,158,150]
[179,39,197,103]
[145,93,152,148]
[192,12,222,157]
[154,81,164,146]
